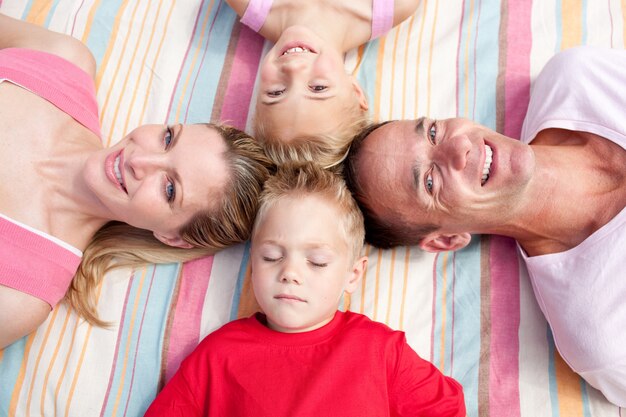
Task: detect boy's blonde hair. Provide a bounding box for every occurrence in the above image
[254,98,369,169]
[252,162,365,262]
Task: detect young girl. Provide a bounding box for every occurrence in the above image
[226,0,420,168]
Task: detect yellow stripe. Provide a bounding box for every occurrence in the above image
[111,267,147,417]
[138,2,176,123]
[8,332,36,417]
[95,0,132,89]
[39,309,73,416]
[400,15,416,119]
[398,247,411,330]
[463,0,475,118]
[388,26,402,118]
[121,0,166,133]
[414,0,428,117]
[25,307,62,415]
[372,249,383,320]
[439,251,448,371]
[560,0,583,50]
[103,0,152,146]
[359,245,371,313]
[81,0,104,43]
[173,0,216,123]
[385,248,397,324]
[65,279,107,417]
[554,351,585,416]
[25,0,53,26]
[53,309,81,414]
[426,0,440,116]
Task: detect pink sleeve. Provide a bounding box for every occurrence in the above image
[239,0,274,33]
[371,0,395,39]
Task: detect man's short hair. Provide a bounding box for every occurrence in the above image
[343,121,439,249]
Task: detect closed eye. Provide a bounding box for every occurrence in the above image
[263,256,282,262]
[309,261,328,268]
[267,89,285,97]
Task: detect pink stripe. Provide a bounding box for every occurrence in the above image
[163,256,214,383]
[455,0,466,117]
[489,235,521,417]
[219,26,264,129]
[503,0,532,138]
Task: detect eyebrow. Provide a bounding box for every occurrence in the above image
[169,124,184,209]
[411,117,426,191]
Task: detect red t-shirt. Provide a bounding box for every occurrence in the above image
[145,311,466,417]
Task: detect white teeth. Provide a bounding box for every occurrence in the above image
[481,145,493,185]
[113,155,124,189]
[282,46,310,55]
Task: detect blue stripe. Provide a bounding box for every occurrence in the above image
[547,328,560,417]
[357,39,381,120]
[0,339,28,414]
[555,0,563,53]
[230,240,251,320]
[80,0,126,67]
[43,0,61,27]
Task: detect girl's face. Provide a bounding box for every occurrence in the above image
[256,26,367,142]
[84,124,230,247]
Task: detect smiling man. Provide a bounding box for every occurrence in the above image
[343,46,626,407]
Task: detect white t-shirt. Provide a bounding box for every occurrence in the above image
[518,46,626,407]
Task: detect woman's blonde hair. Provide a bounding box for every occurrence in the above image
[254,99,369,170]
[66,124,274,326]
[252,162,365,262]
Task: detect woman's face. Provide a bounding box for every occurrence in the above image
[85,124,229,247]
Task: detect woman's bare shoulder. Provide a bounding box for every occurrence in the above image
[224,0,251,18]
[393,0,421,26]
[0,13,96,78]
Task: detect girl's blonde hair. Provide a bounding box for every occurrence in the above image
[65,124,274,326]
[254,98,369,170]
[252,162,365,262]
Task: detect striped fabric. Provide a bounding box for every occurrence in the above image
[0,0,623,416]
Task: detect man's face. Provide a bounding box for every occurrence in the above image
[355,118,536,238]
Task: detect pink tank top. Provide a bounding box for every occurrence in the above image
[240,0,395,40]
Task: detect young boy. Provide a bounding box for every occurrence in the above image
[145,163,466,417]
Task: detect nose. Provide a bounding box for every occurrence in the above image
[281,57,308,75]
[433,134,471,171]
[127,151,166,179]
[279,259,302,285]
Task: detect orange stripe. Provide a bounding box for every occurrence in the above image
[39,309,73,416]
[401,14,416,119]
[111,267,147,417]
[384,248,397,324]
[373,38,386,122]
[8,332,36,417]
[554,350,585,416]
[104,0,154,146]
[388,25,402,118]
[560,0,582,50]
[81,0,104,43]
[98,0,141,142]
[439,251,448,371]
[121,0,166,133]
[462,0,476,118]
[414,0,428,117]
[359,245,371,313]
[398,247,411,330]
[53,309,81,414]
[426,0,439,116]
[25,0,53,25]
[173,0,216,123]
[237,263,261,319]
[64,280,106,417]
[24,307,62,415]
[138,2,176,123]
[95,0,132,89]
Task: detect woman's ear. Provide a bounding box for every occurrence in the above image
[153,232,194,249]
[350,77,369,111]
[345,256,368,294]
[419,233,471,253]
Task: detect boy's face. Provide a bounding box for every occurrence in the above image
[256,25,367,141]
[250,194,366,333]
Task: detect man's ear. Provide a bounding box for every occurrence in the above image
[350,77,369,111]
[418,233,471,253]
[153,232,194,249]
[345,256,368,294]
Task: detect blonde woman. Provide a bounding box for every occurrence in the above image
[0,13,274,349]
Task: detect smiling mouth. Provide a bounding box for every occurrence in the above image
[282,46,311,55]
[481,144,493,186]
[113,153,128,194]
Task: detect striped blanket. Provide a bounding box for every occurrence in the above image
[0,0,623,416]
